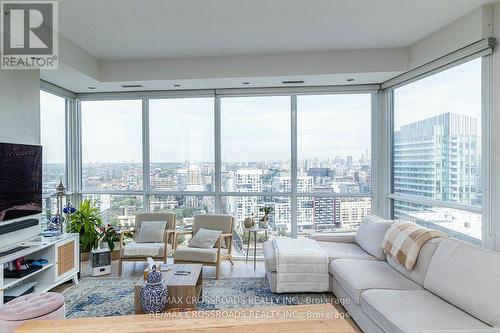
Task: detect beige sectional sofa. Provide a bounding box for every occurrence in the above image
[265,214,500,333]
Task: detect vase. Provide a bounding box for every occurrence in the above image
[140,266,168,314]
[243,217,255,228]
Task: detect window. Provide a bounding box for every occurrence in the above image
[83,194,143,229]
[150,195,215,218]
[75,90,373,257]
[220,96,291,253]
[221,96,291,193]
[150,98,214,192]
[392,58,482,241]
[40,91,66,224]
[222,195,291,256]
[297,94,372,235]
[81,100,143,191]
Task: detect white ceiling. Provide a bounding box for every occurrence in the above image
[59,0,494,60]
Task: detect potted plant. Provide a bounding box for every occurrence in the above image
[258,206,274,228]
[67,199,103,261]
[99,224,121,260]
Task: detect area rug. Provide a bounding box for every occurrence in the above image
[62,277,335,318]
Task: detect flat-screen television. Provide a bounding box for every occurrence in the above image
[0,143,42,222]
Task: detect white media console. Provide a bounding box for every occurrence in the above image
[0,233,80,305]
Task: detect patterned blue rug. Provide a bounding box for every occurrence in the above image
[62,277,335,318]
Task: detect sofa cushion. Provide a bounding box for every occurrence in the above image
[316,241,376,261]
[173,247,228,263]
[355,214,394,260]
[425,238,500,327]
[387,237,442,286]
[263,240,276,272]
[308,232,356,243]
[361,289,489,333]
[330,259,422,304]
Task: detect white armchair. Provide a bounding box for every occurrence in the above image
[118,212,176,276]
[173,214,234,279]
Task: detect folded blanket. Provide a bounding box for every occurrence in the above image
[123,242,163,257]
[273,238,329,293]
[382,222,447,271]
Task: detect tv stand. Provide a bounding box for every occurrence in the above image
[0,233,79,305]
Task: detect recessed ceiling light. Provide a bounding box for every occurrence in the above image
[173,84,181,87]
[347,78,355,82]
[121,84,143,88]
[88,86,96,90]
[242,82,250,85]
[282,80,304,84]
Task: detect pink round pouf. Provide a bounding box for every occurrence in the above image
[0,292,65,333]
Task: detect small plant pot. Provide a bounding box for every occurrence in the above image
[80,251,90,262]
[100,241,121,251]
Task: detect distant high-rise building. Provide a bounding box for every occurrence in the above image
[339,198,371,230]
[187,164,202,186]
[224,169,263,227]
[313,187,340,230]
[393,112,480,214]
[346,156,353,169]
[273,175,314,231]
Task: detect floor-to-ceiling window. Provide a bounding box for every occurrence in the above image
[221,96,292,255]
[297,94,372,236]
[391,58,482,244]
[75,90,374,257]
[40,90,66,225]
[149,97,216,236]
[80,100,144,228]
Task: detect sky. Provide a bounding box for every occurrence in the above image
[394,58,481,132]
[40,57,481,164]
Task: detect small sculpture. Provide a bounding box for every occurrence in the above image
[140,258,168,314]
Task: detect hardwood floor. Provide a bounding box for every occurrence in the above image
[52,258,361,332]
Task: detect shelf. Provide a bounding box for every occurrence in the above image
[3,263,54,289]
[34,283,54,293]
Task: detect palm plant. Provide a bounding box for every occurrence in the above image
[67,199,103,252]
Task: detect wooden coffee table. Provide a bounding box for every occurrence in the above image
[134,263,203,313]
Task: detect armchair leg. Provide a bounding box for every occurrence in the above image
[215,263,220,280]
[228,258,234,265]
[118,259,123,276]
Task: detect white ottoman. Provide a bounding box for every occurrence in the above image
[0,292,65,333]
[263,239,330,293]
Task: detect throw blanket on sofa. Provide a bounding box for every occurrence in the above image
[273,238,329,293]
[382,222,447,271]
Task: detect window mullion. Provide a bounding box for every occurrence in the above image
[291,95,298,238]
[142,98,151,212]
[214,97,222,213]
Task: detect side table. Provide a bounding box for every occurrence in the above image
[244,227,269,270]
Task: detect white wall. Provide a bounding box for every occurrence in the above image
[0,69,41,248]
[408,6,488,69]
[0,70,41,145]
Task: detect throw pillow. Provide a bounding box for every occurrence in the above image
[188,228,223,249]
[136,221,167,243]
[355,214,394,260]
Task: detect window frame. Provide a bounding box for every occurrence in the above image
[385,55,489,246]
[69,87,375,240]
